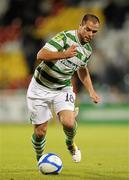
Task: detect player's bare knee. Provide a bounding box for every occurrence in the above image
[60,117,75,129]
[64,121,75,129]
[35,127,46,138]
[34,122,48,138]
[35,129,46,138]
[59,111,75,129]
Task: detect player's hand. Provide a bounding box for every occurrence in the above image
[90,91,101,104]
[64,44,77,58]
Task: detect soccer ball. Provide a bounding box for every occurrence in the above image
[38,153,63,175]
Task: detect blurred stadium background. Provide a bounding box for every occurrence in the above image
[0,0,129,123]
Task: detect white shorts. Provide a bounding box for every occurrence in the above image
[27,78,76,124]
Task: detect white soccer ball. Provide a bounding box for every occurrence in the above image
[38,153,63,174]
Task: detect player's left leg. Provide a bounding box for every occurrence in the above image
[54,88,81,162]
[58,110,81,163]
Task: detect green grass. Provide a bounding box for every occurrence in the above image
[0,123,129,180]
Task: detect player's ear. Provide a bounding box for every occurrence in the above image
[80,22,84,27]
[79,23,82,28]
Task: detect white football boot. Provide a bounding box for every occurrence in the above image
[67,143,81,163]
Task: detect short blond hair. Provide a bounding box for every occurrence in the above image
[81,14,100,25]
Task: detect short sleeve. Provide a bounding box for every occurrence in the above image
[43,32,66,52]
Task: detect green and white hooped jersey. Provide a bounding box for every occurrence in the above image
[34,30,92,90]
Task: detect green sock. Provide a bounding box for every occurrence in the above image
[31,133,46,161]
[63,121,78,146]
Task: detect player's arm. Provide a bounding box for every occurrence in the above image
[77,66,101,103]
[37,45,77,61]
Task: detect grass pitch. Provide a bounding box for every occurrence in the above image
[0,123,129,180]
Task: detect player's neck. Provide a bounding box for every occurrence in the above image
[76,30,86,45]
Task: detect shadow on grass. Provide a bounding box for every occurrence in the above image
[1,169,128,180]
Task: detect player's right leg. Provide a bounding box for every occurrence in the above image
[31,122,48,161]
[26,78,53,162]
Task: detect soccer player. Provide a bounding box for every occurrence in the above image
[27,14,101,163]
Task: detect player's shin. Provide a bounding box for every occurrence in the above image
[63,121,81,162]
[63,121,78,146]
[31,133,46,161]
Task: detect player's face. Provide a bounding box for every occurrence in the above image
[78,20,100,44]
